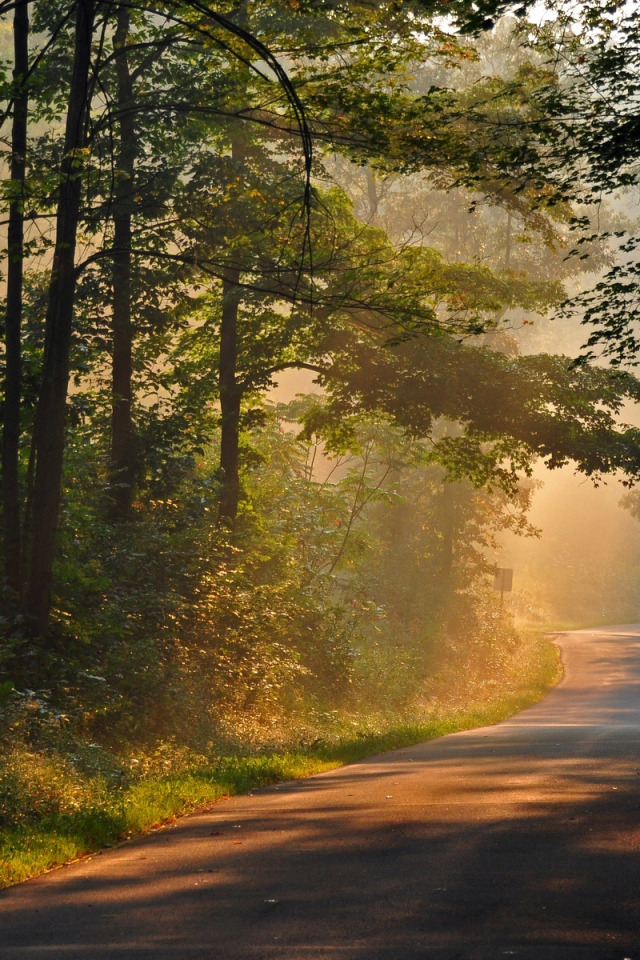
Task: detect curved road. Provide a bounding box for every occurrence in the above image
[2,625,640,959]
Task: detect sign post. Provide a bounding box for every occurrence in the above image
[493,567,513,606]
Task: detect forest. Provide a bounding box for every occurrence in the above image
[2,0,640,884]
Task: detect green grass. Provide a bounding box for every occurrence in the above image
[0,632,561,890]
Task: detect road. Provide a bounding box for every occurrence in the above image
[2,625,640,960]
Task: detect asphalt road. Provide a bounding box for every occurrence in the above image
[2,625,640,960]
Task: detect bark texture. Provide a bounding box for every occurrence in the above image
[24,0,95,636]
[217,269,242,525]
[2,0,29,600]
[109,4,136,521]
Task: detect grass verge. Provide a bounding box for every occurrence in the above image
[0,631,561,890]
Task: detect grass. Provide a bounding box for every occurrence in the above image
[517,615,638,633]
[0,631,561,890]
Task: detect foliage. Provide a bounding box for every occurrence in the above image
[3,0,640,628]
[452,4,640,369]
[307,337,640,491]
[0,396,549,738]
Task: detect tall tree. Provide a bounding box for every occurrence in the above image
[4,0,640,645]
[108,3,136,520]
[8,0,320,634]
[218,267,242,524]
[2,0,29,602]
[23,0,96,636]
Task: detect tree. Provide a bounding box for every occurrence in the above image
[108,4,136,520]
[3,0,640,645]
[541,6,640,368]
[440,2,640,368]
[304,332,640,490]
[1,0,316,632]
[23,0,96,636]
[2,0,29,600]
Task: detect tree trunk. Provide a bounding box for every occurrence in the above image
[109,4,136,521]
[23,0,95,637]
[366,168,378,219]
[217,269,242,525]
[439,480,456,604]
[2,0,29,603]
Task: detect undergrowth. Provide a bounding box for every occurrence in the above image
[0,629,560,889]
